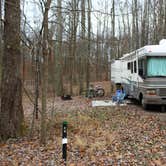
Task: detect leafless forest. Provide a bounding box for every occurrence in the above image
[0,0,166,165]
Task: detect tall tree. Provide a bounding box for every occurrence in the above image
[131,0,137,50]
[86,0,91,89]
[111,0,116,59]
[163,0,166,36]
[0,0,2,81]
[0,0,24,140]
[0,0,1,33]
[141,0,148,46]
[103,0,109,80]
[134,0,139,49]
[79,0,86,94]
[111,0,115,40]
[157,0,164,42]
[40,0,51,144]
[0,0,2,42]
[96,19,100,81]
[68,12,73,94]
[55,0,63,96]
[126,0,131,51]
[152,0,158,43]
[69,0,79,95]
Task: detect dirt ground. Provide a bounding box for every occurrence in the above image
[0,82,166,165]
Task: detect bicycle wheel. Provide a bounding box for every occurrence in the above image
[96,88,105,97]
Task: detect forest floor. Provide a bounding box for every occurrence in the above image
[0,82,166,166]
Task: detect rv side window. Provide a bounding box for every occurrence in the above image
[134,61,137,73]
[127,62,130,70]
[138,59,145,77]
[131,62,133,73]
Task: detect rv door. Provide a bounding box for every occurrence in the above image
[130,61,134,94]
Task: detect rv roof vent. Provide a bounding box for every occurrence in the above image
[159,39,166,45]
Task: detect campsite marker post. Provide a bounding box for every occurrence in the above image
[62,121,68,162]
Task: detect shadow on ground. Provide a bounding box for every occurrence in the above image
[127,98,166,113]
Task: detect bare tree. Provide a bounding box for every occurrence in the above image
[111,0,115,39]
[141,0,148,46]
[126,0,132,51]
[111,0,116,59]
[69,0,79,95]
[152,1,158,44]
[0,0,24,140]
[0,0,2,81]
[157,0,164,42]
[86,0,91,89]
[95,19,100,81]
[163,0,166,37]
[55,0,63,96]
[135,0,139,49]
[131,0,137,50]
[40,0,52,144]
[103,0,109,81]
[78,0,86,94]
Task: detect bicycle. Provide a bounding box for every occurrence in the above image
[86,84,105,98]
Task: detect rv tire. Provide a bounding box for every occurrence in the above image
[142,103,148,110]
[141,98,148,110]
[139,94,148,110]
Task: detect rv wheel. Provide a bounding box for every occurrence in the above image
[141,97,148,110]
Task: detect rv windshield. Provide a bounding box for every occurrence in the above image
[147,57,166,77]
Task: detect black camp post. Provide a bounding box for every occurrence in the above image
[62,121,68,163]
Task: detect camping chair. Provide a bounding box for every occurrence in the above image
[112,89,125,104]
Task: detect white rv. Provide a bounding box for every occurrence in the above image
[111,39,166,109]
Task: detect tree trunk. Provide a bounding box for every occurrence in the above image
[0,0,24,140]
[141,0,147,46]
[131,0,136,50]
[40,0,51,144]
[55,0,63,96]
[79,0,85,95]
[111,0,115,40]
[96,27,99,81]
[0,0,1,38]
[69,0,78,95]
[111,0,116,59]
[72,0,77,85]
[135,0,139,49]
[0,0,2,83]
[163,0,166,36]
[68,13,73,95]
[86,0,91,89]
[126,0,131,51]
[152,1,158,44]
[158,0,164,42]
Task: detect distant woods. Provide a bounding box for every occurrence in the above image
[0,0,166,141]
[0,0,166,95]
[1,0,165,95]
